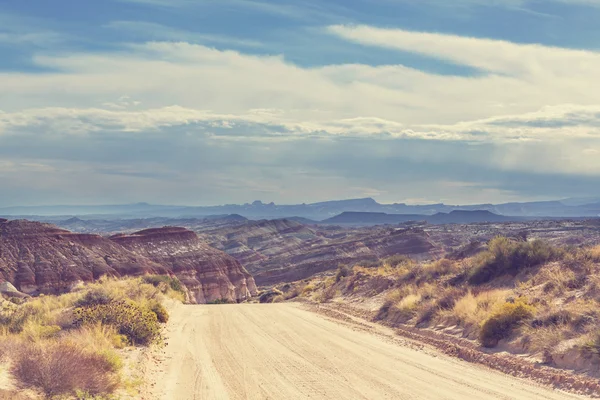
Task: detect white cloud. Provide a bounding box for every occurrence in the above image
[327,24,600,79]
[2,29,600,201]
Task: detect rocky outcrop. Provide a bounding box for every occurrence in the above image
[203,220,437,286]
[0,220,256,303]
[111,227,257,303]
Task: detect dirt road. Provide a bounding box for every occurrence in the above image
[149,303,585,399]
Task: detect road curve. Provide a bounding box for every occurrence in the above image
[149,303,585,400]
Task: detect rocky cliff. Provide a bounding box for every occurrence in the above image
[0,219,256,303]
[112,227,257,303]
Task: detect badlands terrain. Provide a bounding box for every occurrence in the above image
[2,211,600,398]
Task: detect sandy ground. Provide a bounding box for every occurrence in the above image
[147,303,587,400]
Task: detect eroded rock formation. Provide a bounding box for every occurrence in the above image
[202,219,437,285]
[112,227,257,303]
[0,220,256,303]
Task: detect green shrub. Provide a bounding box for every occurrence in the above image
[469,237,561,284]
[75,288,115,308]
[479,298,534,348]
[149,301,169,323]
[142,275,185,295]
[73,300,161,345]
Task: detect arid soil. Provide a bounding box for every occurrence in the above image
[147,303,586,399]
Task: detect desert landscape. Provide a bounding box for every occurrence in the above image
[4,0,600,397]
[2,202,600,398]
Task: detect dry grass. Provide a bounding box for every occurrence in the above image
[586,245,600,263]
[479,298,535,347]
[468,237,562,284]
[302,284,316,295]
[0,277,175,398]
[65,324,128,352]
[352,256,416,278]
[522,324,566,353]
[377,287,424,324]
[447,290,509,328]
[314,285,337,303]
[306,238,600,366]
[10,339,120,397]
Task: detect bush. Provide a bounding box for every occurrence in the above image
[75,288,115,308]
[436,288,464,310]
[259,289,283,304]
[479,298,534,347]
[335,265,351,282]
[387,294,421,324]
[283,287,301,300]
[315,286,336,303]
[142,275,185,295]
[11,340,120,397]
[0,303,45,334]
[73,300,161,345]
[208,299,234,305]
[469,237,561,284]
[149,301,169,323]
[385,255,413,268]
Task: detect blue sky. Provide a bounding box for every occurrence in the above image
[2,0,600,206]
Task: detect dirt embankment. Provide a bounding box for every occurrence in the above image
[309,302,600,398]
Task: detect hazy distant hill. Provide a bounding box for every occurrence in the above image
[322,210,517,226]
[2,197,600,220]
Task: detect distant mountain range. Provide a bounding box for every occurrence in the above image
[2,197,600,221]
[322,210,520,226]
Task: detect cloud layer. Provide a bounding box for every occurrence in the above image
[2,9,600,205]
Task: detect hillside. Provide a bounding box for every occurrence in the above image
[281,237,600,387]
[203,219,437,285]
[0,219,256,303]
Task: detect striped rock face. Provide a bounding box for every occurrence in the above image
[0,220,256,303]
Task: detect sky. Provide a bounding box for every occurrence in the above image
[2,0,600,206]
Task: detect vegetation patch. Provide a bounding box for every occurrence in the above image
[1,277,173,398]
[10,339,120,397]
[479,298,535,348]
[281,237,600,373]
[468,237,561,284]
[74,300,161,345]
[142,275,185,298]
[259,289,283,304]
